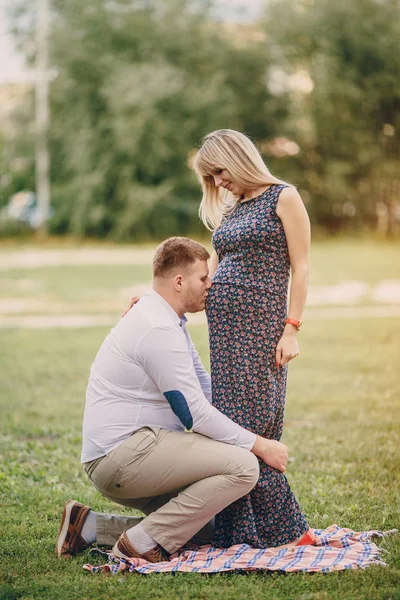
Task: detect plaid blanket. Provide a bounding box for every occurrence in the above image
[83,525,397,575]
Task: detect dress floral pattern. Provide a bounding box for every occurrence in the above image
[207,184,309,548]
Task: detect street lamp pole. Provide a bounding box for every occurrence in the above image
[35,0,50,236]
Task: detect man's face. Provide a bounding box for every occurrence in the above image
[181,259,212,313]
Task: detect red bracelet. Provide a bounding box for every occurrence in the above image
[285,318,302,330]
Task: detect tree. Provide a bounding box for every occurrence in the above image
[9,0,286,239]
[265,0,400,232]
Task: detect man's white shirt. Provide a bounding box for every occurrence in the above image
[81,290,256,462]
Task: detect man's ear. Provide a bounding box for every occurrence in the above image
[173,274,183,292]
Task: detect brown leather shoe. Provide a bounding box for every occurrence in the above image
[112,531,169,563]
[56,499,91,558]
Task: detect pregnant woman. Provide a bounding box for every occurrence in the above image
[192,129,313,548]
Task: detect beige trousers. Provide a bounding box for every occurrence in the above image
[84,426,259,554]
[91,511,216,549]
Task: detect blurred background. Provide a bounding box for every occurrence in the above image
[0,0,399,241]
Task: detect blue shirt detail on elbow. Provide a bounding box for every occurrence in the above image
[164,390,193,430]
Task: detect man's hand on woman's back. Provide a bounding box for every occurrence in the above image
[122,296,140,318]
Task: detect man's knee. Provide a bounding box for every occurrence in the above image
[234,449,259,492]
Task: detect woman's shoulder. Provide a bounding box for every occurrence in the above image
[260,183,291,207]
[275,185,302,205]
[270,182,293,193]
[275,186,309,222]
[262,183,290,198]
[256,184,300,219]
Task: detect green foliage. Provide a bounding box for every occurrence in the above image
[4,0,400,238]
[265,0,400,230]
[0,97,35,210]
[0,217,31,238]
[41,0,280,239]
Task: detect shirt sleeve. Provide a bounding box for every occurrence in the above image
[138,325,256,451]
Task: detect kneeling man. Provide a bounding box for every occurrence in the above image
[57,237,288,562]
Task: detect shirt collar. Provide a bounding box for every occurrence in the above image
[148,289,187,328]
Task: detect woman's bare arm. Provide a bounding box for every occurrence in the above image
[275,187,311,365]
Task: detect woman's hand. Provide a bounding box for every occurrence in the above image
[122,296,140,317]
[275,328,299,367]
[251,436,288,472]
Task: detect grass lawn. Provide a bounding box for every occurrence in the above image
[0,264,153,315]
[0,239,399,598]
[0,239,400,316]
[1,317,399,599]
[308,239,400,286]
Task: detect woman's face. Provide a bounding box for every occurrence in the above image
[211,169,245,197]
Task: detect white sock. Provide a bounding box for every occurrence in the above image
[126,523,157,553]
[81,510,97,544]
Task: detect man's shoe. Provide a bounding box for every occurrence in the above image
[56,499,91,558]
[112,531,169,563]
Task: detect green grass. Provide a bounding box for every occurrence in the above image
[1,319,399,600]
[309,239,400,286]
[0,264,153,315]
[1,240,400,315]
[0,239,399,598]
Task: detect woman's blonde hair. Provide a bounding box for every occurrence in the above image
[191,129,289,230]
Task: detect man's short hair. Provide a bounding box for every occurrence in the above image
[153,237,210,278]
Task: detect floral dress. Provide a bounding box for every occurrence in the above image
[206,184,309,548]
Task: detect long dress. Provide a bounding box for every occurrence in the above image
[206,184,309,548]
